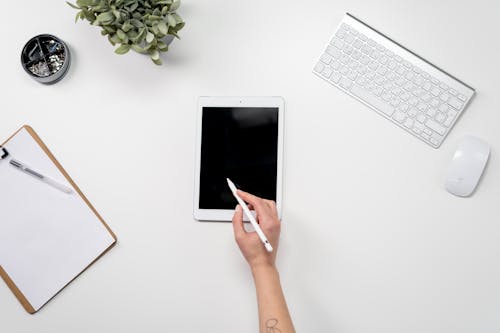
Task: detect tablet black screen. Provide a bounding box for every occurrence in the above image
[199,107,279,209]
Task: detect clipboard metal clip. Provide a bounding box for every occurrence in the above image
[0,146,8,160]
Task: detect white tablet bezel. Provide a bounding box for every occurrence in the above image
[193,96,284,221]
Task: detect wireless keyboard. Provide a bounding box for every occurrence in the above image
[313,13,475,148]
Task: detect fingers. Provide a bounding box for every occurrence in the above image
[237,190,279,227]
[232,205,246,239]
[237,190,266,211]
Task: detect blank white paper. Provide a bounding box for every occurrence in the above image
[0,128,115,311]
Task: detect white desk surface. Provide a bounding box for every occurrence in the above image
[1,0,499,332]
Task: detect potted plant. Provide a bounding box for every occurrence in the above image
[67,0,185,65]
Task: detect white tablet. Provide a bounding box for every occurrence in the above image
[194,96,284,221]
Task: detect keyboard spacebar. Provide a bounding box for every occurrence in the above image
[350,85,395,116]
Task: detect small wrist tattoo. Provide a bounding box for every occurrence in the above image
[266,318,281,333]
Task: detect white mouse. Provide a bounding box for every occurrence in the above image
[445,136,490,197]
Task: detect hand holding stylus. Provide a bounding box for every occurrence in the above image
[230,188,281,269]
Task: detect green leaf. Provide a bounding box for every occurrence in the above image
[131,44,146,53]
[146,31,155,43]
[129,2,138,12]
[76,0,91,7]
[96,11,114,24]
[108,35,116,46]
[175,21,185,31]
[110,33,121,44]
[151,57,162,65]
[150,49,160,60]
[158,41,168,51]
[169,0,180,12]
[74,11,81,23]
[166,14,176,27]
[115,44,131,54]
[158,21,168,35]
[116,29,126,40]
[67,1,80,9]
[130,18,143,27]
[122,21,133,32]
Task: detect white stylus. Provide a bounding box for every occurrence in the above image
[10,159,73,194]
[226,178,273,253]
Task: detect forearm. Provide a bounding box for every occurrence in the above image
[251,265,295,333]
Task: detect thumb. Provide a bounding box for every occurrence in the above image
[232,205,245,239]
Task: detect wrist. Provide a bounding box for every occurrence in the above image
[251,262,278,276]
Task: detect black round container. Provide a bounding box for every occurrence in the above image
[21,34,71,84]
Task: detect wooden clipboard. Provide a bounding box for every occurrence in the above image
[0,125,117,314]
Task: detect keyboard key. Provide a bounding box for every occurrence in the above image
[379,55,388,65]
[314,61,325,73]
[443,116,453,127]
[408,97,418,106]
[390,98,401,107]
[336,29,346,39]
[416,114,426,123]
[400,92,411,101]
[330,71,341,84]
[440,93,450,102]
[447,109,458,119]
[331,60,341,70]
[353,39,364,49]
[422,81,432,91]
[393,110,406,123]
[330,38,344,49]
[426,119,446,135]
[326,45,341,58]
[350,84,394,116]
[360,55,371,65]
[339,77,353,89]
[344,33,355,44]
[430,138,440,146]
[320,54,332,64]
[426,108,437,117]
[438,104,449,113]
[344,44,354,55]
[372,87,383,96]
[413,121,425,133]
[403,118,414,128]
[399,103,409,112]
[458,94,467,101]
[416,103,427,112]
[435,112,446,123]
[322,67,333,78]
[448,97,463,110]
[347,70,358,81]
[431,86,441,96]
